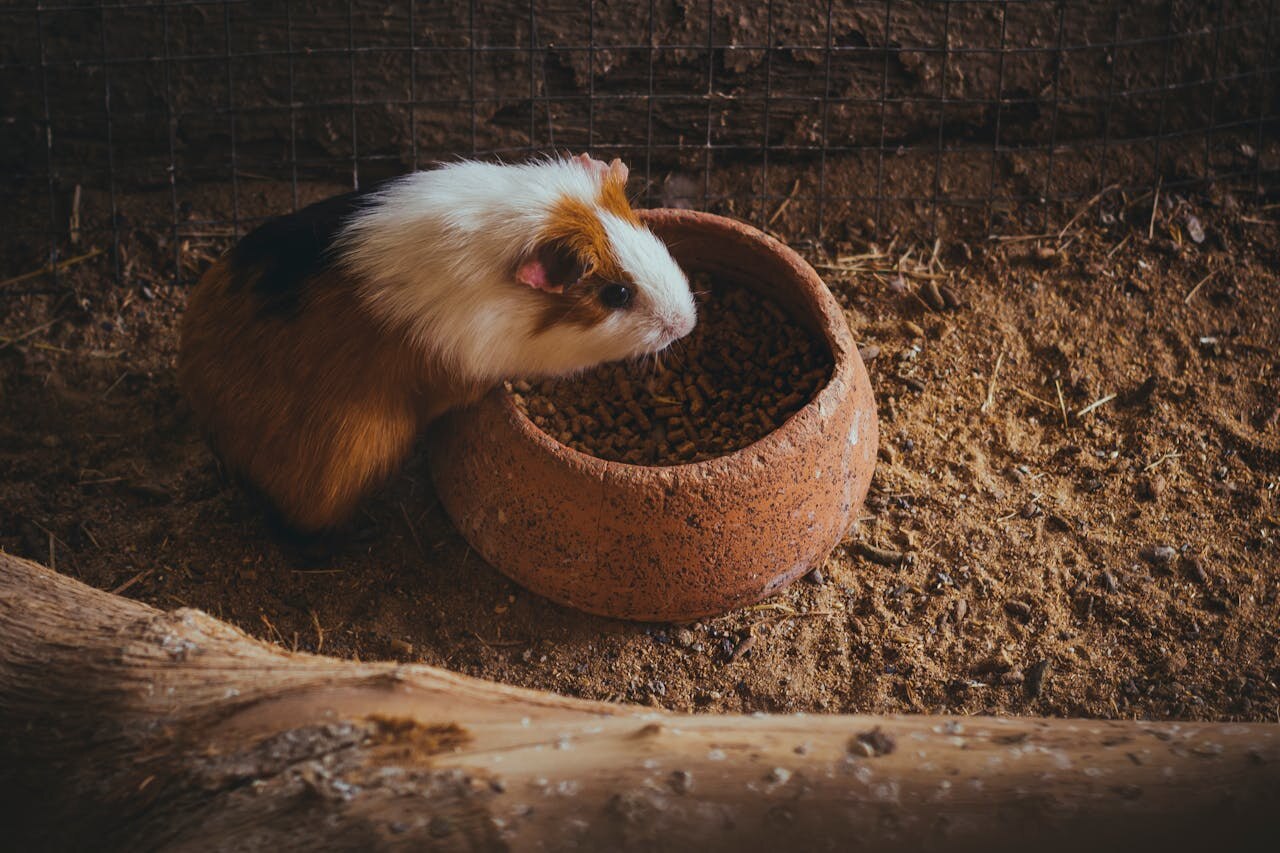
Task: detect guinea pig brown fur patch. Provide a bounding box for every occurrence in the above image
[180,260,486,531]
[532,196,637,333]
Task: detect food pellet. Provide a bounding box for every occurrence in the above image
[509,275,834,465]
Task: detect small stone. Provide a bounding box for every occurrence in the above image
[1140,545,1177,567]
[1186,214,1205,244]
[1185,555,1210,585]
[674,628,696,648]
[858,344,881,363]
[1019,501,1042,519]
[999,668,1025,685]
[729,634,756,663]
[1138,474,1166,501]
[856,542,906,566]
[804,566,826,585]
[1004,600,1033,623]
[669,770,694,794]
[1026,659,1051,698]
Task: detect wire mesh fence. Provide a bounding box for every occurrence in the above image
[1,0,1277,288]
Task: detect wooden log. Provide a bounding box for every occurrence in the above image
[1,550,1278,852]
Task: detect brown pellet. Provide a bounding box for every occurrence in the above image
[777,392,806,411]
[762,300,787,322]
[511,274,833,465]
[626,400,652,431]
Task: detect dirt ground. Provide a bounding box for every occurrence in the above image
[1,175,1278,724]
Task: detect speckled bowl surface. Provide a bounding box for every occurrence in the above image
[427,209,877,622]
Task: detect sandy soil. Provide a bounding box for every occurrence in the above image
[1,177,1277,723]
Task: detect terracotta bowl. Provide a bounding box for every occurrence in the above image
[427,209,878,622]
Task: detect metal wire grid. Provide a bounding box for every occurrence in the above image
[1,0,1277,289]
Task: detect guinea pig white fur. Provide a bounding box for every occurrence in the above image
[339,156,696,380]
[178,154,695,532]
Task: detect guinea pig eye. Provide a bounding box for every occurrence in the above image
[599,282,633,309]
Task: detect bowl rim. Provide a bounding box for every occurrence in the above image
[494,207,859,477]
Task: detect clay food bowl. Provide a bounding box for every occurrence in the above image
[427,209,877,622]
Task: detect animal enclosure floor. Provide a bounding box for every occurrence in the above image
[1,184,1277,723]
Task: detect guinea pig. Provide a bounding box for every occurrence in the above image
[178,154,696,532]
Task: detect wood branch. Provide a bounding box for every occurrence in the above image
[1,551,1278,852]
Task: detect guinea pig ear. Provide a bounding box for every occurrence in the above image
[575,152,616,182]
[574,153,629,187]
[516,241,585,295]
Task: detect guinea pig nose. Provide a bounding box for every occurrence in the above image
[673,312,696,338]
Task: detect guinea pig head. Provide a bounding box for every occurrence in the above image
[512,157,696,375]
[337,154,695,383]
